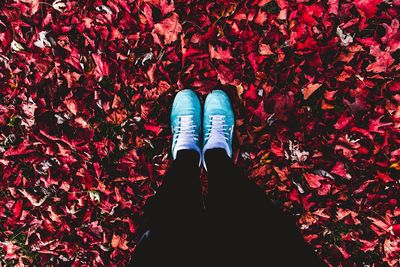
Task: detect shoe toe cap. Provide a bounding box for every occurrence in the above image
[172,89,200,111]
[204,90,233,116]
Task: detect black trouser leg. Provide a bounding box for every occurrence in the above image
[130,150,204,266]
[205,148,326,266]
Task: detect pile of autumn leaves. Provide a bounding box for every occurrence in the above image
[0,0,399,266]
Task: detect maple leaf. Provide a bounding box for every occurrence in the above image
[366,45,395,73]
[217,64,235,85]
[354,0,383,17]
[209,45,234,63]
[18,189,48,207]
[111,234,129,250]
[92,53,110,81]
[369,116,393,134]
[254,9,267,25]
[63,99,78,115]
[144,0,175,15]
[65,47,83,72]
[0,241,20,260]
[259,43,274,56]
[331,162,352,179]
[63,71,81,88]
[359,239,378,252]
[381,19,400,53]
[153,13,182,45]
[21,96,37,127]
[383,237,400,266]
[16,0,40,15]
[303,173,324,189]
[375,171,394,183]
[106,109,127,124]
[144,123,163,135]
[328,0,339,14]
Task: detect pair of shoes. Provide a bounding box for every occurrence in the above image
[170,89,234,169]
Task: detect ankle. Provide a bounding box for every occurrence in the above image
[176,149,201,166]
[203,148,230,171]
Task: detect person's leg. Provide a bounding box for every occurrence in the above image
[130,90,205,266]
[131,150,204,266]
[205,148,326,266]
[201,90,325,266]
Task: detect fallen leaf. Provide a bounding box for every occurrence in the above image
[302,83,322,100]
[153,13,182,44]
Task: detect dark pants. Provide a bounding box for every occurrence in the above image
[130,149,326,266]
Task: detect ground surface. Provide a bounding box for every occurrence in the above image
[0,0,399,266]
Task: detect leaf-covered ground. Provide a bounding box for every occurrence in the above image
[0,0,399,266]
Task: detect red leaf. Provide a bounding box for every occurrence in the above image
[366,45,395,73]
[1,242,19,260]
[111,234,129,250]
[275,0,288,9]
[209,45,233,63]
[244,84,258,102]
[317,183,331,196]
[302,83,322,100]
[153,13,182,44]
[334,113,353,130]
[381,19,400,52]
[391,224,400,237]
[359,239,378,252]
[247,52,260,73]
[259,43,274,56]
[336,245,351,259]
[304,234,319,243]
[65,47,83,72]
[251,100,268,121]
[216,64,234,85]
[92,53,110,81]
[270,140,284,157]
[369,217,389,231]
[254,9,267,25]
[369,115,393,134]
[142,4,154,27]
[328,0,339,14]
[64,99,78,115]
[144,123,163,135]
[303,173,324,188]
[331,162,352,179]
[3,140,35,157]
[354,0,383,17]
[375,171,394,183]
[12,199,23,220]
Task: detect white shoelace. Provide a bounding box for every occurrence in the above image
[174,115,199,144]
[205,115,229,141]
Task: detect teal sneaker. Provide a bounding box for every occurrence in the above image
[171,89,202,161]
[202,90,234,168]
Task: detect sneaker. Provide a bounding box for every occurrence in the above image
[171,89,202,161]
[202,90,234,169]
